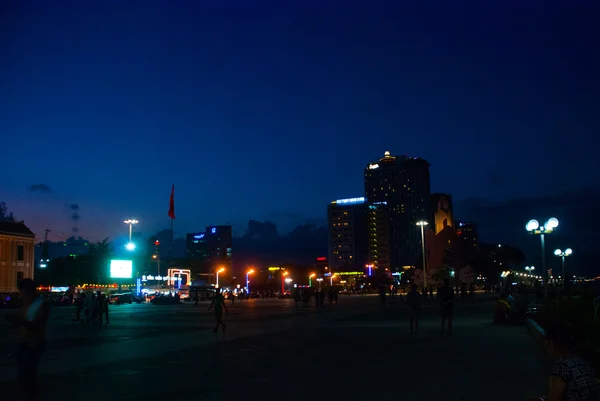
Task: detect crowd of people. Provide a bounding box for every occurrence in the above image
[72,291,109,325]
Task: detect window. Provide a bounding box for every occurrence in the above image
[16,271,24,286]
[17,245,24,261]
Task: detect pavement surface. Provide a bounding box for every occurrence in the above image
[0,295,550,401]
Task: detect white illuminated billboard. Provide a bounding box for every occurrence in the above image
[110,260,133,279]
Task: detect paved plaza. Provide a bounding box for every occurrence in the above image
[0,295,549,401]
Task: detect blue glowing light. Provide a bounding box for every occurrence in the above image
[211,227,216,234]
[334,197,365,205]
[194,233,205,239]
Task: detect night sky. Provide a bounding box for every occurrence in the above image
[1,1,598,247]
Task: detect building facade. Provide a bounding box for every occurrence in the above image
[364,151,432,269]
[367,202,391,270]
[0,222,36,292]
[186,225,232,277]
[431,193,454,234]
[327,197,369,273]
[456,221,479,260]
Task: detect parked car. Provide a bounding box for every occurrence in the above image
[109,293,133,304]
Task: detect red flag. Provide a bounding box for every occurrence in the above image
[168,185,175,219]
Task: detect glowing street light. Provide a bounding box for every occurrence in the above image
[526,217,558,290]
[124,219,138,251]
[309,273,315,287]
[216,267,225,288]
[246,269,254,293]
[366,264,374,277]
[416,221,429,289]
[281,271,289,294]
[316,277,323,289]
[554,248,573,286]
[330,273,337,286]
[525,266,535,277]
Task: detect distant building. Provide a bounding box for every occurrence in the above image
[315,256,329,275]
[186,225,232,277]
[364,150,432,269]
[327,197,369,273]
[367,202,391,271]
[0,222,36,292]
[456,221,478,260]
[431,193,454,234]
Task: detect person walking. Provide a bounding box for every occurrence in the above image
[208,288,228,333]
[406,284,422,335]
[437,278,455,336]
[6,279,50,401]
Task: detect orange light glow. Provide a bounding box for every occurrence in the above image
[217,267,225,273]
[247,269,255,274]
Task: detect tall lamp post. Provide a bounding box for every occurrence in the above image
[246,269,254,293]
[281,271,289,294]
[554,248,572,289]
[309,273,315,287]
[330,273,337,286]
[124,219,139,250]
[525,218,559,292]
[216,267,225,288]
[416,221,429,289]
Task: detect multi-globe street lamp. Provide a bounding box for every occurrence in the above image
[316,277,323,289]
[123,219,139,251]
[525,217,559,288]
[416,221,429,289]
[246,269,254,293]
[554,248,573,286]
[216,267,225,288]
[525,266,535,275]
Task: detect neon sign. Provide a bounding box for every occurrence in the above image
[316,257,326,261]
[368,163,379,169]
[334,197,365,205]
[211,227,216,234]
[194,233,205,239]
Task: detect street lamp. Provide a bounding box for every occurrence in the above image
[281,271,289,294]
[124,219,139,251]
[525,266,535,276]
[525,217,558,289]
[316,277,323,289]
[330,273,337,286]
[246,269,254,293]
[216,267,225,288]
[366,264,374,277]
[416,221,429,289]
[554,248,572,286]
[309,273,315,287]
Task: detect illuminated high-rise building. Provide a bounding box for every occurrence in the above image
[186,225,232,275]
[327,197,369,272]
[431,193,454,234]
[368,202,391,270]
[456,221,478,259]
[364,151,432,269]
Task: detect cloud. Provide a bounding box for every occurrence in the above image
[28,184,53,193]
[64,204,81,233]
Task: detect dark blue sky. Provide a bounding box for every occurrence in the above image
[1,0,598,243]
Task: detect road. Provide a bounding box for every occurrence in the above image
[0,295,549,401]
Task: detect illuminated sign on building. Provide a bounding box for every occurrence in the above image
[110,260,133,279]
[194,233,205,239]
[368,163,379,169]
[268,266,281,271]
[316,257,327,261]
[211,227,217,234]
[333,197,365,205]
